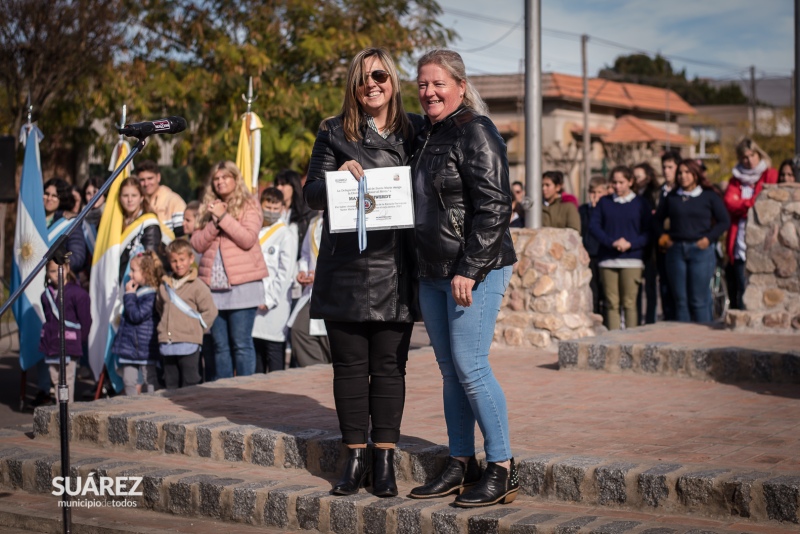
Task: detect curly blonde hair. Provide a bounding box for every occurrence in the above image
[131,250,164,288]
[196,161,257,229]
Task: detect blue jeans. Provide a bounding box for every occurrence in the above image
[418,266,513,462]
[665,241,715,323]
[211,307,257,379]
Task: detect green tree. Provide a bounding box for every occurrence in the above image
[599,53,748,106]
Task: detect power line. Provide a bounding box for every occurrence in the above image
[462,21,522,53]
[441,6,789,75]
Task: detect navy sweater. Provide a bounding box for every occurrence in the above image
[655,189,730,243]
[579,203,601,256]
[589,195,652,263]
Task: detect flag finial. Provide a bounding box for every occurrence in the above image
[242,76,257,114]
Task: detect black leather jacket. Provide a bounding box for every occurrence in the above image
[304,114,424,323]
[410,107,516,281]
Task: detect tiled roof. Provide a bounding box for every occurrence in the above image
[472,72,695,115]
[602,115,691,145]
[569,123,611,136]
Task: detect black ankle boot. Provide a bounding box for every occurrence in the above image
[372,448,398,497]
[408,456,482,499]
[331,448,370,495]
[454,458,518,507]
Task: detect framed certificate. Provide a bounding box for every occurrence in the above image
[325,166,415,233]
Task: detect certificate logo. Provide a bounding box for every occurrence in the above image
[361,194,376,214]
[393,174,400,181]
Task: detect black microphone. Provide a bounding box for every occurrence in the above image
[118,116,187,138]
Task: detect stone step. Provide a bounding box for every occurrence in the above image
[26,405,800,525]
[557,323,800,384]
[0,432,794,534]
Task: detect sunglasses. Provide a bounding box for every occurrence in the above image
[360,70,390,85]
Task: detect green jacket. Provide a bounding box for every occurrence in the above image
[542,197,581,232]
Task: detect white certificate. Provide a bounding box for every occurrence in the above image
[325,166,415,233]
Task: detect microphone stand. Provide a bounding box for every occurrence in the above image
[0,135,147,534]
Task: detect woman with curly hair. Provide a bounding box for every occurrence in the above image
[192,161,268,379]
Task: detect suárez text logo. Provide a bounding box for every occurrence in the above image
[51,474,143,497]
[153,119,170,131]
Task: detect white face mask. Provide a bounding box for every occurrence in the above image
[263,209,283,226]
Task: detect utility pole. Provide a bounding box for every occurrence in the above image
[581,34,590,204]
[750,65,757,135]
[524,0,542,228]
[665,90,671,152]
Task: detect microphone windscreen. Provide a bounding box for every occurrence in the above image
[169,116,187,134]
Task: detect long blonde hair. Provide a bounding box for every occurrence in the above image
[196,161,256,229]
[417,49,489,117]
[332,47,411,142]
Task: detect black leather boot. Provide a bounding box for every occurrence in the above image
[331,447,370,495]
[372,448,398,497]
[454,458,519,507]
[408,456,482,499]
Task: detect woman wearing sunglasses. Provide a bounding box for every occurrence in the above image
[304,48,423,497]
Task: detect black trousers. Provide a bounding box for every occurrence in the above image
[726,259,747,310]
[325,320,413,445]
[163,350,201,390]
[656,248,675,321]
[254,338,286,373]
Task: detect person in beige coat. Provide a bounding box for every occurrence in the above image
[157,239,218,389]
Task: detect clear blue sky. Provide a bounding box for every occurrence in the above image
[434,0,793,82]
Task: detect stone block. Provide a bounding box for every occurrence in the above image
[317,435,343,474]
[411,444,449,483]
[554,516,598,533]
[762,475,800,523]
[163,420,202,455]
[562,253,578,271]
[264,485,314,528]
[232,481,275,524]
[532,295,554,313]
[33,407,54,437]
[562,314,583,330]
[745,223,767,246]
[641,344,664,373]
[746,251,775,274]
[296,490,329,531]
[595,462,637,505]
[396,501,438,534]
[251,429,280,467]
[558,342,579,368]
[588,521,641,533]
[73,412,101,443]
[533,260,557,275]
[108,412,154,446]
[34,455,59,493]
[550,242,565,260]
[691,349,710,373]
[722,471,769,518]
[68,457,109,479]
[527,330,551,348]
[142,468,191,510]
[504,327,524,346]
[135,415,173,451]
[467,508,519,534]
[779,221,799,249]
[533,275,556,296]
[221,425,254,462]
[742,285,763,311]
[588,345,607,370]
[667,348,687,374]
[195,421,232,458]
[168,474,214,515]
[362,496,404,534]
[762,288,786,308]
[618,345,634,369]
[431,507,473,534]
[771,247,797,277]
[763,312,790,329]
[552,456,601,502]
[284,429,327,469]
[330,493,371,534]
[518,454,561,496]
[532,313,563,331]
[754,199,782,225]
[638,464,681,507]
[509,513,559,534]
[555,290,570,313]
[676,469,728,507]
[782,353,800,381]
[199,476,244,519]
[785,201,800,216]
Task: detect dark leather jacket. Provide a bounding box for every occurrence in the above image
[410,107,516,281]
[304,114,424,323]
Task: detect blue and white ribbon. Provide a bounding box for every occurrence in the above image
[357,175,368,253]
[163,283,208,329]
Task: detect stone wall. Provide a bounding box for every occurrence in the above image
[726,183,800,332]
[494,227,604,348]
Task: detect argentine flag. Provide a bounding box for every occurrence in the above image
[11,126,49,371]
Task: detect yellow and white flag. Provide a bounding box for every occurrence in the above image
[236,111,263,192]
